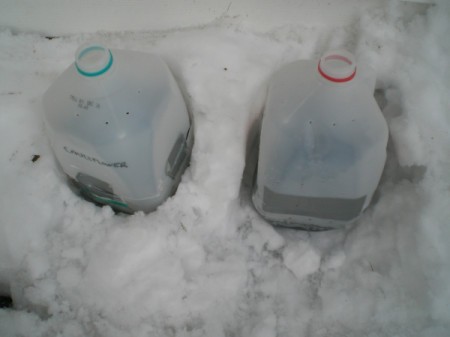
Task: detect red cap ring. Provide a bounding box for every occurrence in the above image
[318,50,356,83]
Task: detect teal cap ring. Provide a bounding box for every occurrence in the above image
[75,44,113,77]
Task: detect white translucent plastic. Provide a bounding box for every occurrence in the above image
[252,50,388,230]
[43,43,192,213]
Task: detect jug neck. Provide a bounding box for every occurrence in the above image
[75,43,114,77]
[318,50,356,84]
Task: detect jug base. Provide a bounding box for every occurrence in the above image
[270,220,336,231]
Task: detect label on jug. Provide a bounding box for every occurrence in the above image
[76,173,132,213]
[262,186,366,221]
[64,146,128,168]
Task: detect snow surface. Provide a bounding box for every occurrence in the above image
[1,1,450,336]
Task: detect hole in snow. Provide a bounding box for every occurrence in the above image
[0,295,13,308]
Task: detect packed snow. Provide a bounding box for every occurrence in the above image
[1,1,450,336]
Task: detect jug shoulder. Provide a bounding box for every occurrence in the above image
[269,59,318,94]
[44,49,173,100]
[43,50,185,147]
[112,49,173,84]
[264,60,318,122]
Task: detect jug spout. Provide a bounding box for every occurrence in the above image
[318,50,357,83]
[318,49,377,92]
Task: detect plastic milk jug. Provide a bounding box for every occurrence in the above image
[43,43,192,213]
[252,50,388,230]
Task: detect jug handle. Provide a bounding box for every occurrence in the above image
[356,61,377,93]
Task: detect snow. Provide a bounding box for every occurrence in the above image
[1,1,450,336]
